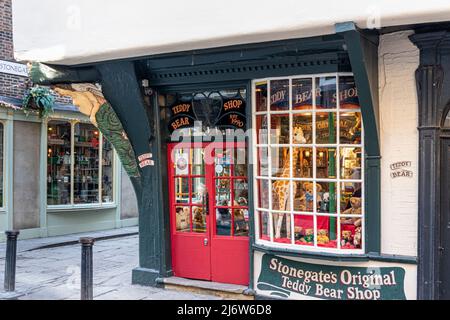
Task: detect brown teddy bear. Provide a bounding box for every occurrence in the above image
[299,182,321,211]
[192,207,205,229]
[353,227,362,248]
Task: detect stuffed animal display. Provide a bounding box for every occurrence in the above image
[176,207,189,231]
[317,229,330,244]
[192,207,205,230]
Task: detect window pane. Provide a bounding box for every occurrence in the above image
[257,147,269,176]
[216,178,231,206]
[316,112,337,144]
[191,177,205,204]
[316,76,336,109]
[340,182,362,213]
[292,78,313,110]
[257,179,270,209]
[317,216,337,248]
[273,212,291,243]
[270,146,289,177]
[233,179,248,206]
[340,147,362,180]
[47,120,71,205]
[270,114,289,144]
[233,208,249,236]
[292,113,312,144]
[340,217,362,249]
[255,81,268,112]
[316,182,337,214]
[174,177,189,203]
[234,147,247,177]
[191,148,205,175]
[175,206,190,232]
[192,205,206,233]
[293,147,312,178]
[258,211,270,241]
[256,114,268,144]
[216,208,231,236]
[272,180,292,211]
[339,76,360,109]
[73,123,100,204]
[316,147,337,179]
[101,137,114,203]
[270,79,289,111]
[340,112,362,144]
[293,181,314,212]
[294,215,314,246]
[215,148,231,177]
[173,148,189,176]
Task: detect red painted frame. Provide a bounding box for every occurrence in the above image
[168,142,249,285]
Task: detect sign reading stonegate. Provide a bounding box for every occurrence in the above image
[0,60,28,77]
[257,254,406,300]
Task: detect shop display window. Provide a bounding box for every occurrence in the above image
[47,120,115,207]
[254,74,364,253]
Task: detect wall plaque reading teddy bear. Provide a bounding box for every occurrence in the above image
[390,161,413,179]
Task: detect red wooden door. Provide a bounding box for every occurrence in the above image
[168,142,249,285]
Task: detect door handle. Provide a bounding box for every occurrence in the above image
[204,238,208,246]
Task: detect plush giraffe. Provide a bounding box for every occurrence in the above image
[272,126,306,239]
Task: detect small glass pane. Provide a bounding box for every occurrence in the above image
[233,179,248,206]
[191,148,205,175]
[317,216,337,248]
[258,211,270,241]
[270,114,289,144]
[316,76,337,109]
[340,147,362,180]
[257,147,269,176]
[340,112,362,144]
[316,147,337,179]
[234,147,247,177]
[293,181,314,212]
[215,179,231,206]
[215,148,232,177]
[175,206,190,232]
[192,205,206,233]
[340,217,362,249]
[316,182,337,214]
[101,137,114,203]
[293,147,312,178]
[292,113,312,144]
[272,180,292,211]
[340,183,362,214]
[191,177,205,204]
[292,78,313,110]
[272,212,291,243]
[256,115,268,144]
[270,146,289,177]
[174,177,189,203]
[294,215,314,246]
[216,208,231,236]
[339,76,360,109]
[174,148,189,176]
[270,79,289,111]
[233,208,249,236]
[47,120,71,205]
[257,179,270,209]
[73,123,100,204]
[255,81,268,112]
[316,112,337,144]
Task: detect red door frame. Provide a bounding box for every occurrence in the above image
[168,141,249,285]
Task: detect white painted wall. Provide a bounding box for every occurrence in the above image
[12,0,450,65]
[378,31,419,257]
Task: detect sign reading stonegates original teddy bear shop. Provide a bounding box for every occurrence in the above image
[257,254,406,300]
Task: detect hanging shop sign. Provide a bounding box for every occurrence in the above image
[256,254,406,300]
[138,153,154,168]
[168,95,246,133]
[0,60,28,77]
[390,161,413,178]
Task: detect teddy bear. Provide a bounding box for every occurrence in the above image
[317,229,329,244]
[192,207,205,229]
[341,230,353,247]
[300,228,314,243]
[175,207,189,231]
[343,196,362,215]
[299,182,321,211]
[353,227,362,248]
[293,125,307,144]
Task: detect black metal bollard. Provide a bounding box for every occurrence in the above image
[4,230,20,292]
[80,237,94,300]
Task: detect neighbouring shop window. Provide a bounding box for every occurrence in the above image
[254,74,364,253]
[0,123,4,208]
[47,120,115,206]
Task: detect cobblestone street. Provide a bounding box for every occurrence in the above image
[0,231,221,300]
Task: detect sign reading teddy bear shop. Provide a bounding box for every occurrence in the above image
[256,254,406,300]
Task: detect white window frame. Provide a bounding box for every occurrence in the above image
[252,72,365,255]
[46,119,116,210]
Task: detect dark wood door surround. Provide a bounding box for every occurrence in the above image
[410,29,450,300]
